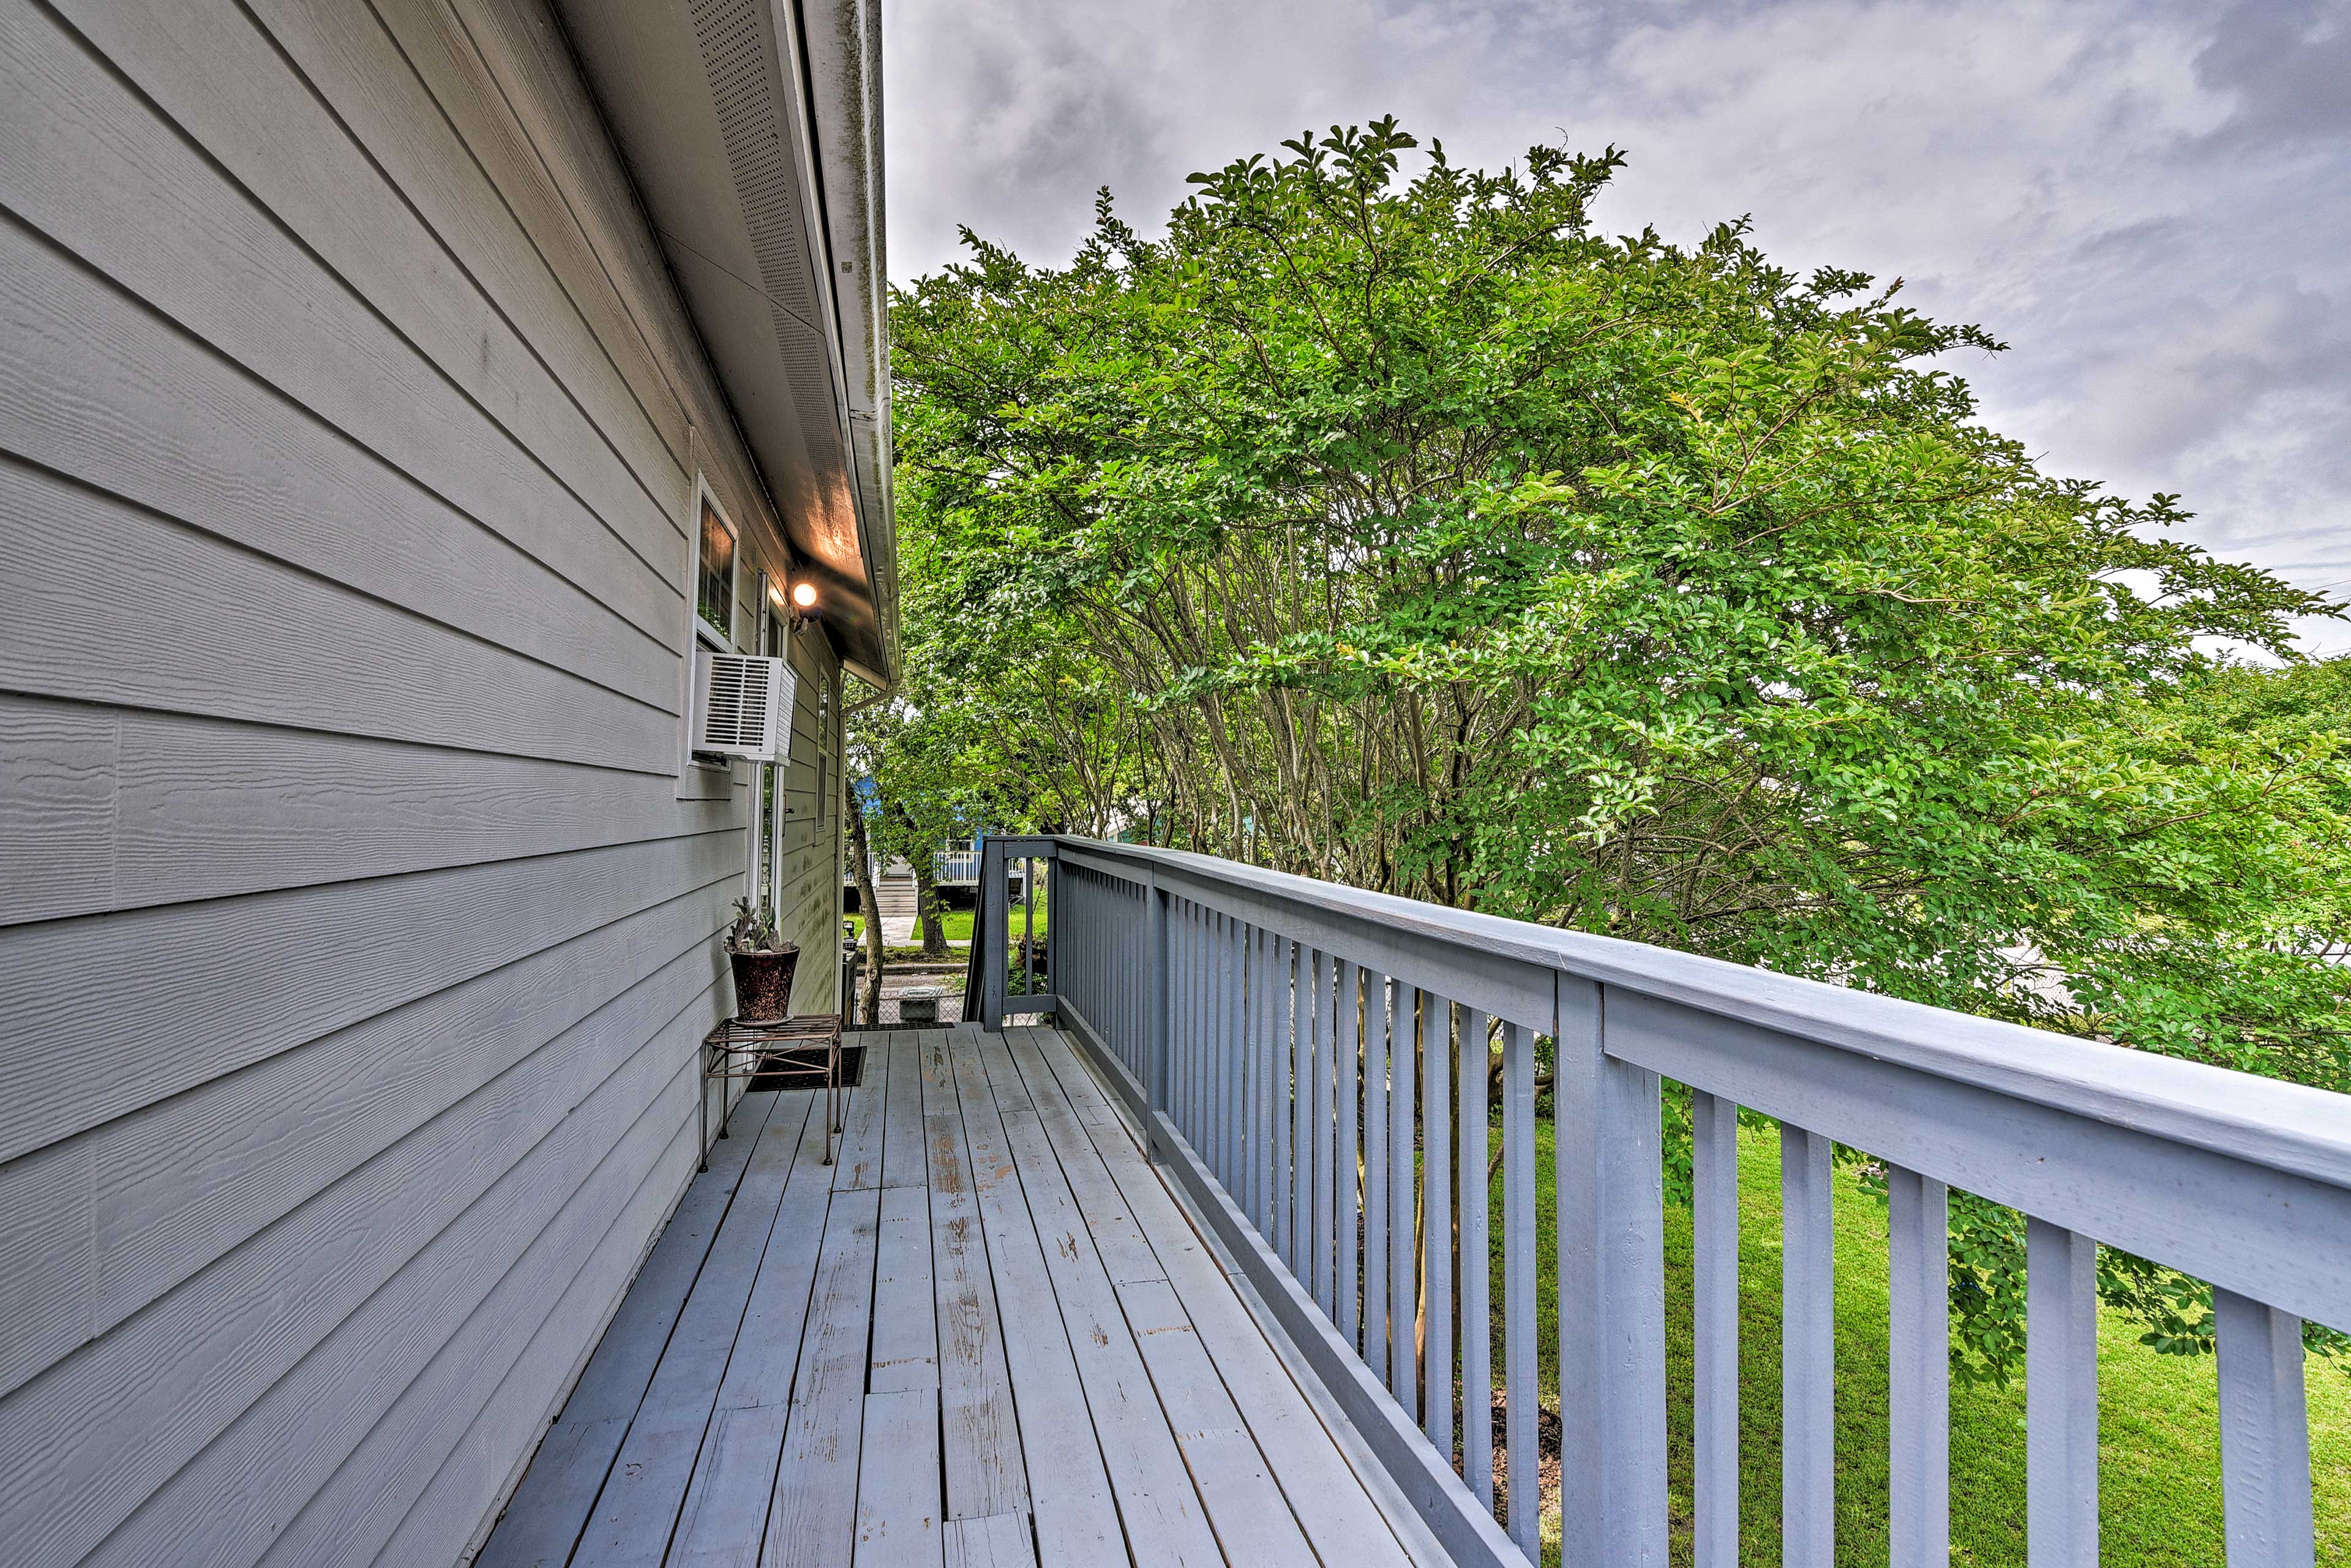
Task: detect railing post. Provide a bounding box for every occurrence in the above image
[980,838,1005,1033]
[1554,976,1667,1567]
[1040,845,1056,1018]
[2213,1288,2314,1568]
[2025,1218,2099,1568]
[1146,870,1169,1161]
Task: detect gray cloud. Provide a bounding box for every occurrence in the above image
[2197,0,2351,146]
[882,0,2351,655]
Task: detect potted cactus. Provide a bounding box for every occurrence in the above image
[725,896,800,1023]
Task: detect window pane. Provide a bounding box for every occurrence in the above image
[762,762,779,890]
[697,498,734,636]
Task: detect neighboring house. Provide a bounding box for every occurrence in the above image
[0,2,892,1564]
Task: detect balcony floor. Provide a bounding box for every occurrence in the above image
[476,1024,1437,1568]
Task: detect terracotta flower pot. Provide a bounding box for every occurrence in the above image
[728,943,800,1023]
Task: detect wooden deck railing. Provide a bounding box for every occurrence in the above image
[967,836,2344,1568]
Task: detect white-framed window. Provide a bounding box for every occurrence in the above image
[680,476,744,786]
[814,666,830,827]
[695,489,737,645]
[765,601,791,667]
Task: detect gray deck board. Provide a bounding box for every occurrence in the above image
[833,1038,890,1191]
[855,1389,945,1568]
[920,1032,1027,1520]
[869,1183,939,1394]
[942,1512,1037,1568]
[1024,1029,1418,1568]
[476,1092,776,1567]
[767,1184,880,1568]
[942,1029,1125,1568]
[978,1038,1223,1568]
[880,1031,928,1190]
[478,1032,1446,1568]
[670,1100,844,1566]
[572,1093,816,1566]
[1116,1280,1319,1568]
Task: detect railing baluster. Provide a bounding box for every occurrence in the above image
[1255,925,1276,1237]
[1502,1020,1538,1562]
[1200,908,1213,1150]
[1389,976,1417,1413]
[1294,945,1313,1285]
[1693,1093,1740,1568]
[1232,915,1247,1196]
[1783,1124,1835,1568]
[1460,1007,1492,1508]
[1184,901,1196,1138]
[2026,1217,2098,1568]
[1221,913,1239,1192]
[1556,977,1666,1565]
[1363,970,1390,1374]
[1194,906,1209,1148]
[1166,907,1185,1142]
[1022,855,1035,1001]
[2213,1287,2314,1568]
[1277,940,1299,1275]
[1312,950,1336,1318]
[1888,1164,1948,1568]
[1148,877,1169,1153]
[1183,901,1199,1144]
[1422,989,1452,1460]
[1247,925,1265,1234]
[1337,959,1361,1348]
[1131,879,1144,1074]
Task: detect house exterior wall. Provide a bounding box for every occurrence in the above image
[0,1,851,1563]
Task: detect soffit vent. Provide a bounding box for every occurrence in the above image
[688,0,843,476]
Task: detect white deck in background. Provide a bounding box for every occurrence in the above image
[474,1025,1434,1568]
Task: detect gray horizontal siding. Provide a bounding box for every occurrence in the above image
[0,694,737,926]
[0,457,682,774]
[0,828,744,1167]
[47,0,689,569]
[0,7,681,644]
[0,0,845,1564]
[0,219,677,712]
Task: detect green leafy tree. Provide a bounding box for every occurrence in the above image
[888,118,2350,1379]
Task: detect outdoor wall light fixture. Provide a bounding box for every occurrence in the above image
[785,576,820,632]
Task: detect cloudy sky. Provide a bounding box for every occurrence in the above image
[879,0,2350,656]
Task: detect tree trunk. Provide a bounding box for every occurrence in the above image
[913,860,948,958]
[847,793,885,1027]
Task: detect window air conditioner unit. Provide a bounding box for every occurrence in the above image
[692,649,795,760]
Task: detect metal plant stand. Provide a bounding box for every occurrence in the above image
[700,1012,842,1169]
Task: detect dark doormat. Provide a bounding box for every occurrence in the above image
[748,1043,864,1092]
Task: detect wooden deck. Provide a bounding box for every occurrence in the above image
[474,1024,1438,1568]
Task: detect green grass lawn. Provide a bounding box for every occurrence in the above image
[1477,1117,2349,1566]
[845,895,1048,953]
[846,907,978,943]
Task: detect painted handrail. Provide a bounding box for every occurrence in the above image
[971,836,2345,1568]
